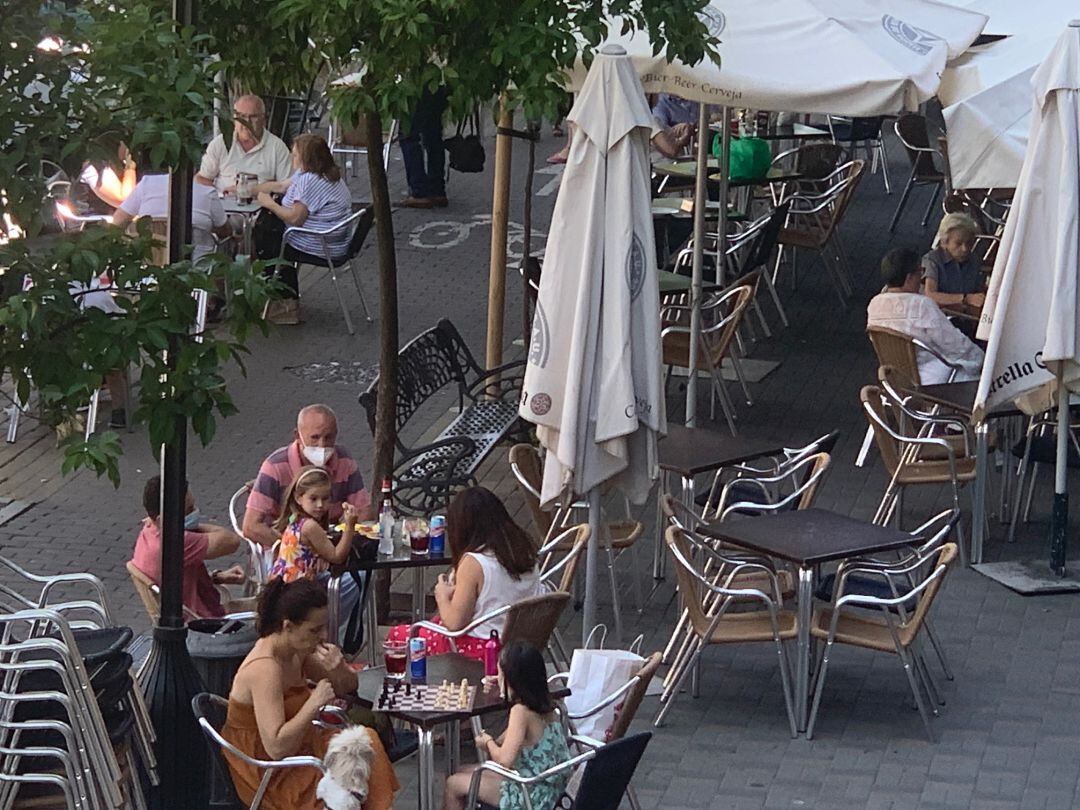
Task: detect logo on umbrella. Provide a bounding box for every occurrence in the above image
[627,233,646,301]
[881,15,943,56]
[530,393,552,416]
[699,7,726,37]
[529,302,550,368]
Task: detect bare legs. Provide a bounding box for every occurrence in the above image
[443,766,501,810]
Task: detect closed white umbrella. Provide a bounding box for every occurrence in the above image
[940,0,1076,189]
[973,21,1080,574]
[521,46,666,640]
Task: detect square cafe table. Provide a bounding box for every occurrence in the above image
[700,508,919,733]
[328,543,452,666]
[221,197,261,256]
[354,653,571,810]
[655,426,786,581]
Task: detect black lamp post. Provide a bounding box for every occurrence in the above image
[138,0,210,805]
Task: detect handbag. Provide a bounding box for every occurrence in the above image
[712,134,772,183]
[444,108,485,174]
[565,626,645,741]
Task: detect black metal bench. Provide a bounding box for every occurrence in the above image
[358,319,525,515]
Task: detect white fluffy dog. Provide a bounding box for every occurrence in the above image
[316,726,377,810]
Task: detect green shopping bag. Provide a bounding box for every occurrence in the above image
[712,135,771,183]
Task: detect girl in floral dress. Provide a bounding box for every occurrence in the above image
[269,466,358,582]
[443,641,572,809]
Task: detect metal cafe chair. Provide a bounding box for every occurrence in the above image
[807,542,959,742]
[229,481,276,597]
[277,206,375,335]
[328,116,399,178]
[192,692,334,810]
[0,610,151,808]
[548,652,661,810]
[774,160,865,305]
[889,113,947,232]
[468,732,652,810]
[510,442,644,638]
[827,115,891,192]
[661,284,755,435]
[861,385,976,564]
[654,526,798,734]
[814,508,959,683]
[0,559,158,779]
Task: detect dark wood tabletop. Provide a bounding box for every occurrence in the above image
[700,508,918,567]
[334,541,451,574]
[354,653,570,730]
[711,167,804,189]
[658,425,785,478]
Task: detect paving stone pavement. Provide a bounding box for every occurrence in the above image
[3,127,1080,809]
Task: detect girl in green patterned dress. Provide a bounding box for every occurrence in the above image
[443,642,572,809]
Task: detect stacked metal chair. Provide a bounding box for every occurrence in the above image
[0,557,157,808]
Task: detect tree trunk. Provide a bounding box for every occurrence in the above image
[363,108,399,622]
[363,108,399,497]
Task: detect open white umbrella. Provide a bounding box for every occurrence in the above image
[565,0,986,425]
[940,0,1076,189]
[521,46,666,641]
[973,20,1080,574]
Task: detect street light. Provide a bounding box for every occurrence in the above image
[137,1,210,806]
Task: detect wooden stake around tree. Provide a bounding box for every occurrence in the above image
[486,101,514,370]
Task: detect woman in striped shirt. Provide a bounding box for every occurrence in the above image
[256,133,352,324]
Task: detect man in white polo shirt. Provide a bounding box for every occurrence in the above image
[196,94,292,192]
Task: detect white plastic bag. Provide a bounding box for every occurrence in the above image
[564,626,644,741]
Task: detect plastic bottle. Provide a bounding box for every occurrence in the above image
[484,630,501,678]
[378,478,395,555]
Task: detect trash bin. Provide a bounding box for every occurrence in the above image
[187,618,259,809]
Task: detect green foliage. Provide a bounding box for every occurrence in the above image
[0,0,273,485]
[248,0,718,131]
[1,0,219,238]
[0,222,275,485]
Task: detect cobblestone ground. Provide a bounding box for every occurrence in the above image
[3,128,1079,809]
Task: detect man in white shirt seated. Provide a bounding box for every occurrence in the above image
[195,94,292,193]
[111,174,231,262]
[867,248,984,385]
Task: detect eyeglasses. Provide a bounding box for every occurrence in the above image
[232,110,265,122]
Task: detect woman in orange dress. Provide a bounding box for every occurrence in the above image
[223,578,399,810]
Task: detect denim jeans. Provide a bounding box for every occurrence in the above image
[400,87,448,198]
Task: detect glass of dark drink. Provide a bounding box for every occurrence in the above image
[409,531,430,555]
[383,641,407,678]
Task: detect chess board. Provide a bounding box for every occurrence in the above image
[376,678,477,713]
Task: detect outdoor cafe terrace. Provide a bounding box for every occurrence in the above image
[0,114,1078,808]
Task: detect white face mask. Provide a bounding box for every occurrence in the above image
[301,444,334,468]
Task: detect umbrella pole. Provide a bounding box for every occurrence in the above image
[1050,369,1069,576]
[583,488,601,645]
[685,104,711,428]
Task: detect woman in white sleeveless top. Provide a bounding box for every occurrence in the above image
[386,487,541,659]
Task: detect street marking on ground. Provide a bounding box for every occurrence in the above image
[534,164,564,197]
[408,214,546,263]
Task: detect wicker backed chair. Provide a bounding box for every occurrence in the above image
[808,543,959,741]
[661,284,754,434]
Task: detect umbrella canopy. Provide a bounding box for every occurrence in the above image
[973,21,1080,422]
[568,0,986,115]
[520,47,667,509]
[940,0,1076,189]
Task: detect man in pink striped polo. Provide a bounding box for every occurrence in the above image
[242,403,373,549]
